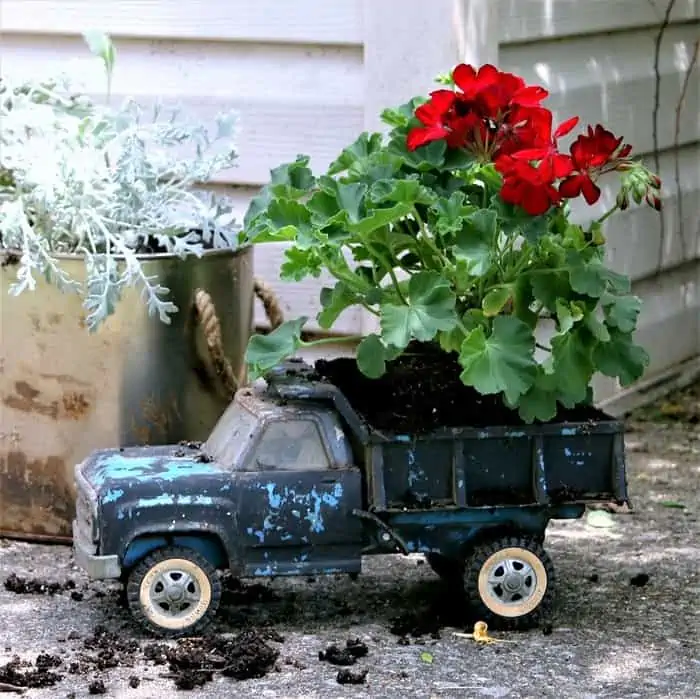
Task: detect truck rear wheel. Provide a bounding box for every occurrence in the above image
[126,546,221,637]
[464,536,554,630]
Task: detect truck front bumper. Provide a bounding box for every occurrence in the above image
[72,521,121,580]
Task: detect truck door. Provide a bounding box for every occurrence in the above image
[236,416,363,573]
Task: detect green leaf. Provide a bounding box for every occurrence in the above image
[356,334,390,379]
[555,300,575,334]
[593,330,649,386]
[517,371,560,423]
[568,252,631,297]
[394,138,447,170]
[317,282,358,329]
[458,316,538,404]
[369,178,437,206]
[280,247,323,281]
[583,312,611,342]
[245,318,306,380]
[454,209,497,275]
[550,330,595,405]
[328,132,384,175]
[660,500,686,509]
[430,192,476,236]
[269,156,315,197]
[243,186,273,230]
[602,293,642,333]
[530,271,572,311]
[266,199,314,246]
[380,97,425,129]
[420,651,434,664]
[83,31,116,74]
[482,287,512,317]
[350,202,414,235]
[335,182,367,224]
[380,272,457,349]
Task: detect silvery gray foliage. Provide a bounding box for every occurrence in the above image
[0,66,239,331]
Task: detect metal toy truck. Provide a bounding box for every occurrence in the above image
[73,360,628,636]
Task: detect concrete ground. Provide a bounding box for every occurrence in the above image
[1,388,699,699]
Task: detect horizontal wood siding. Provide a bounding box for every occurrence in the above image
[0,0,364,44]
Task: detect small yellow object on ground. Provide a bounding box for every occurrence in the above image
[453,621,513,644]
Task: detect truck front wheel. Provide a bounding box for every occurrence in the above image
[126,546,221,637]
[464,536,554,630]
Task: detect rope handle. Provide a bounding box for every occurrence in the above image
[193,278,284,399]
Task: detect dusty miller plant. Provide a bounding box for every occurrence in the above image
[0,32,240,330]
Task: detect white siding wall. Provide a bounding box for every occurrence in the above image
[1,0,698,398]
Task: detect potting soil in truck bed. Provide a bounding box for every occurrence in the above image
[272,355,628,511]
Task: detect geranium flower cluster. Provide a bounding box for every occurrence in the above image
[407,64,661,215]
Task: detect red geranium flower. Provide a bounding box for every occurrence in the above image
[406,90,456,150]
[511,114,579,180]
[406,63,551,158]
[496,156,561,215]
[559,125,633,204]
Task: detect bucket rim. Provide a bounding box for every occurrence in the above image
[0,243,251,263]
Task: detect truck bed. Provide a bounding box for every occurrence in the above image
[266,362,628,510]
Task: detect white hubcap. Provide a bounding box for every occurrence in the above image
[477,547,548,618]
[139,558,212,631]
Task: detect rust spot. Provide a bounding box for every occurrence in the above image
[16,381,39,400]
[47,312,62,325]
[129,393,182,445]
[0,451,74,539]
[3,381,59,419]
[62,392,91,419]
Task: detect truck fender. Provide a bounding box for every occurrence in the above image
[122,532,229,570]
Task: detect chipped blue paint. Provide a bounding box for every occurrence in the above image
[254,565,275,576]
[560,427,578,436]
[394,434,411,443]
[84,450,222,489]
[102,488,124,504]
[506,431,526,438]
[564,447,572,457]
[265,483,283,509]
[252,482,344,539]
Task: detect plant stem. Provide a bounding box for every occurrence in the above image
[595,204,619,226]
[536,342,552,352]
[301,334,364,348]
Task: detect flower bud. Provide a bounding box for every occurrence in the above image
[649,174,662,190]
[616,188,629,211]
[645,192,662,211]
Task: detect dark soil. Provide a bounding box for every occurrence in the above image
[87,679,106,694]
[337,668,368,685]
[4,573,77,596]
[315,342,607,434]
[318,639,368,666]
[0,654,63,688]
[388,580,469,640]
[145,629,282,690]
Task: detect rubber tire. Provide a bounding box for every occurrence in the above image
[464,536,554,630]
[425,553,464,581]
[126,546,222,637]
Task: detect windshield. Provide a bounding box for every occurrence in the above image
[204,400,259,468]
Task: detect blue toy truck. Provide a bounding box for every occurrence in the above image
[73,360,628,636]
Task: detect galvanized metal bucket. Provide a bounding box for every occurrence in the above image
[0,246,268,542]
